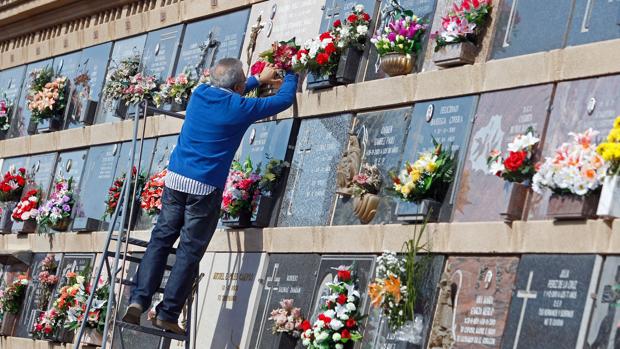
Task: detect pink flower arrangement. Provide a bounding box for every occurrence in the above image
[433,0,492,50]
[153,70,198,107]
[221,158,262,219]
[0,96,11,131]
[26,67,68,123]
[351,163,382,197]
[371,14,427,56]
[533,129,607,196]
[269,299,305,337]
[36,177,74,231]
[123,72,158,105]
[11,188,40,222]
[37,254,59,311]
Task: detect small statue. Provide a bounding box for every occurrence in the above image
[336,134,362,196]
[429,269,456,349]
[246,14,264,67]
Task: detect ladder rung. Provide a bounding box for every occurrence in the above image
[111,236,177,255]
[119,278,165,294]
[116,321,189,341]
[105,251,174,270]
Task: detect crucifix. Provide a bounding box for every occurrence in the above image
[286,130,312,216]
[246,13,265,68]
[512,271,538,349]
[195,31,220,77]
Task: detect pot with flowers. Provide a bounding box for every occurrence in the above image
[390,140,455,223]
[64,281,109,346]
[37,177,74,232]
[487,128,540,221]
[533,129,606,220]
[11,188,41,233]
[254,158,289,227]
[269,299,306,348]
[371,10,427,77]
[26,67,68,133]
[141,168,167,224]
[297,5,372,90]
[0,166,28,233]
[153,70,198,112]
[301,265,365,349]
[102,56,158,118]
[432,0,493,68]
[0,94,13,139]
[350,163,382,224]
[596,116,620,218]
[36,254,59,314]
[250,38,299,96]
[0,274,29,336]
[221,158,262,228]
[105,167,146,231]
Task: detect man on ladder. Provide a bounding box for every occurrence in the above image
[121,58,298,334]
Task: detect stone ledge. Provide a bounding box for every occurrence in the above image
[0,336,69,349]
[1,220,618,254]
[4,38,620,157]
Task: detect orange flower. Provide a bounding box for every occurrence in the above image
[384,275,402,304]
[66,272,77,278]
[368,282,384,308]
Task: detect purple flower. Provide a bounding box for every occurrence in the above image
[62,195,70,203]
[387,32,397,42]
[62,204,71,212]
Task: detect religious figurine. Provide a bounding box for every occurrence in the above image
[246,13,264,67]
[336,134,362,196]
[429,269,456,349]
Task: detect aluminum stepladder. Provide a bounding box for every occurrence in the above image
[73,102,201,349]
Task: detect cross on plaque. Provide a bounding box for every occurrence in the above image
[255,263,282,345]
[513,271,538,349]
[195,31,219,77]
[322,0,345,30]
[286,130,312,216]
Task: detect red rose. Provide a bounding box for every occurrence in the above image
[301,320,312,331]
[316,53,330,65]
[504,151,527,172]
[325,42,337,56]
[346,319,356,328]
[362,13,370,21]
[18,168,25,174]
[341,329,351,339]
[319,32,333,41]
[333,19,342,27]
[347,14,358,23]
[337,269,351,282]
[250,61,267,76]
[337,294,347,305]
[44,326,52,334]
[16,176,25,186]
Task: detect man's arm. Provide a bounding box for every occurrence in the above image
[243,75,260,94]
[238,72,298,121]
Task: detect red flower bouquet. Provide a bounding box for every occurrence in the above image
[11,189,40,222]
[487,128,540,183]
[0,166,27,202]
[249,38,299,96]
[141,169,167,217]
[104,166,146,218]
[221,159,262,220]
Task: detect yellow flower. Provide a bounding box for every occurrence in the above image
[410,169,421,182]
[401,184,412,196]
[614,116,620,129]
[608,128,620,143]
[426,161,437,173]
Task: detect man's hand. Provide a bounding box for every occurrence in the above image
[258,63,283,86]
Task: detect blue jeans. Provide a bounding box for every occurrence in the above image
[130,186,222,322]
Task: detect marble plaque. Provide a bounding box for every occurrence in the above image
[0,156,29,232]
[366,255,445,349]
[401,96,477,222]
[65,43,112,129]
[585,256,620,349]
[277,114,352,227]
[24,152,58,200]
[0,261,29,335]
[54,149,88,197]
[14,253,62,339]
[566,0,620,47]
[112,139,156,180]
[331,107,412,225]
[453,85,553,222]
[195,252,268,348]
[242,0,325,70]
[8,59,53,138]
[490,0,574,60]
[363,0,437,81]
[142,24,183,80]
[428,256,519,349]
[501,255,602,349]
[53,50,83,81]
[0,65,27,139]
[150,135,179,174]
[176,9,251,77]
[528,75,620,219]
[249,253,321,349]
[72,144,121,231]
[95,35,147,124]
[237,118,296,170]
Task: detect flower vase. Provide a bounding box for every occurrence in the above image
[78,99,98,126]
[169,100,188,112]
[547,193,600,220]
[500,182,530,222]
[11,219,37,234]
[49,325,74,343]
[0,202,17,234]
[36,115,64,133]
[278,333,299,348]
[396,199,441,223]
[352,193,380,224]
[0,312,18,336]
[307,48,363,90]
[82,327,103,346]
[597,176,620,218]
[222,209,252,229]
[114,100,128,118]
[151,214,159,225]
[380,53,415,77]
[432,41,478,68]
[253,195,275,228]
[51,218,71,232]
[0,129,8,140]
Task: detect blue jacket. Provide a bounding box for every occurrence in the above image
[168,73,298,190]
